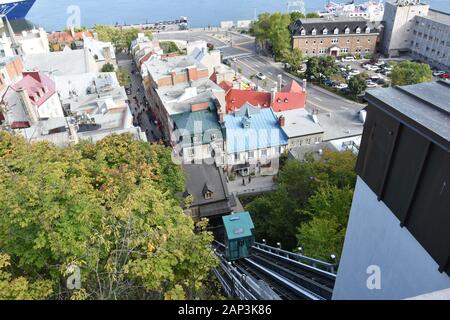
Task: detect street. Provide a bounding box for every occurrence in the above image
[117,52,163,143]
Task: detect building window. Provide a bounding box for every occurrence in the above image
[319,48,327,54]
[365,48,371,53]
[248,151,254,159]
[211,133,217,141]
[366,27,371,33]
[368,38,371,43]
[261,149,267,157]
[320,39,323,44]
[347,39,350,44]
[311,28,317,36]
[332,38,338,44]
[356,27,361,34]
[301,28,306,36]
[345,27,350,34]
[334,28,339,35]
[342,47,349,53]
[323,28,328,35]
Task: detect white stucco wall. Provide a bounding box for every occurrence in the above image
[37,94,64,119]
[333,177,450,300]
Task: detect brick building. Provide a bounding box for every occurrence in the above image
[289,17,381,57]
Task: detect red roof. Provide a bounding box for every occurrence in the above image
[12,71,56,108]
[225,89,271,113]
[223,80,307,113]
[10,121,30,129]
[218,80,233,94]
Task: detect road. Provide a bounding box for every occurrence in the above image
[117,52,163,142]
[152,29,365,113]
[234,55,365,113]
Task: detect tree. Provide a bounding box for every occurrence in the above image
[391,60,432,86]
[93,25,140,52]
[297,184,354,261]
[101,63,115,72]
[290,11,305,22]
[306,56,339,80]
[0,254,53,300]
[246,150,357,250]
[0,133,218,300]
[348,74,367,96]
[116,67,130,87]
[160,41,180,54]
[281,48,304,73]
[268,13,292,60]
[306,12,321,18]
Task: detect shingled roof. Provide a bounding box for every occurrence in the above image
[289,17,379,37]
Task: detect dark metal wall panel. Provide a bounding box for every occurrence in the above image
[382,125,430,222]
[356,106,399,197]
[405,146,450,276]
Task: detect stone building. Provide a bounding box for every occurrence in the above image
[289,17,380,57]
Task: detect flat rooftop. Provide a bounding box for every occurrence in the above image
[143,55,207,81]
[275,108,324,139]
[317,110,365,141]
[365,80,450,147]
[426,9,450,26]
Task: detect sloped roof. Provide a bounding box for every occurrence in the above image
[225,89,271,113]
[223,212,255,240]
[12,71,55,107]
[289,17,378,36]
[225,104,288,153]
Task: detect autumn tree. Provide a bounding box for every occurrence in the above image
[0,133,217,300]
[391,61,432,86]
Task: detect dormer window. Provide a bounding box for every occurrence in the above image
[356,27,361,34]
[345,27,350,34]
[323,28,328,35]
[300,28,306,36]
[365,27,371,33]
[311,28,317,36]
[277,98,282,103]
[334,28,339,35]
[202,183,214,200]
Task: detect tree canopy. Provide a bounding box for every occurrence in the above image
[159,41,181,54]
[93,25,151,52]
[348,74,367,97]
[245,150,357,260]
[101,63,115,72]
[391,61,432,86]
[0,133,217,300]
[306,56,340,80]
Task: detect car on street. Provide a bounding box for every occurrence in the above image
[433,70,446,77]
[256,72,267,80]
[438,73,450,79]
[341,56,356,62]
[334,83,349,90]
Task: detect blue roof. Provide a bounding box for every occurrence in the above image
[224,103,288,154]
[222,212,255,240]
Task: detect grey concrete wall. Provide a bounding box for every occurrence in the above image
[333,177,450,300]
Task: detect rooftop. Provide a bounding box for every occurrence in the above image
[315,109,365,141]
[365,80,450,148]
[223,212,255,240]
[143,54,207,82]
[426,9,450,26]
[12,71,55,107]
[225,103,288,153]
[275,108,324,139]
[156,78,224,115]
[23,48,98,76]
[289,17,380,36]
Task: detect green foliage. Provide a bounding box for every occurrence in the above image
[290,11,305,22]
[281,48,305,73]
[116,67,130,87]
[101,63,115,72]
[0,132,217,300]
[93,25,140,51]
[297,184,354,261]
[251,12,292,60]
[0,254,53,300]
[348,74,367,96]
[246,150,357,251]
[306,56,339,79]
[160,41,180,54]
[391,60,432,86]
[306,12,320,18]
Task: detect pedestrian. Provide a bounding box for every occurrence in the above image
[242,178,245,186]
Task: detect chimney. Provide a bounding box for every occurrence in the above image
[171,70,176,85]
[271,87,277,105]
[278,115,285,127]
[17,88,39,124]
[277,74,283,91]
[302,79,307,92]
[70,26,75,38]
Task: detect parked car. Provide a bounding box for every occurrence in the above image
[433,70,446,77]
[341,56,356,62]
[439,73,450,79]
[366,80,378,88]
[366,65,380,71]
[256,72,267,80]
[349,69,360,76]
[335,83,349,90]
[322,79,334,86]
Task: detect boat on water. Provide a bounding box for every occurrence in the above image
[320,0,385,21]
[0,0,36,20]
